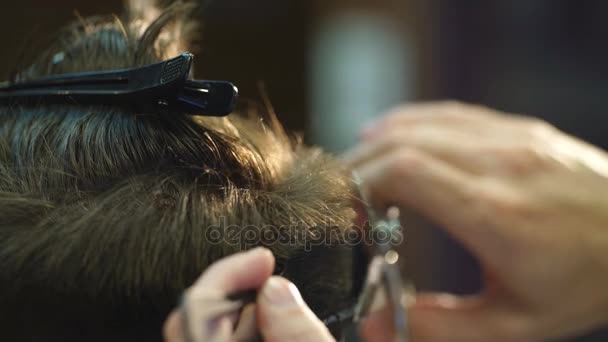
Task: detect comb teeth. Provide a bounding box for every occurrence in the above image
[161,56,185,83]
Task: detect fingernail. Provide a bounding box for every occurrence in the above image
[248,246,264,254]
[360,121,382,140]
[263,277,303,307]
[433,294,460,309]
[248,247,272,258]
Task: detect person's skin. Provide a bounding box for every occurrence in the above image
[163,247,334,342]
[345,101,608,341]
[165,101,608,341]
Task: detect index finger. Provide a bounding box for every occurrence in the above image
[354,148,497,261]
[180,248,275,341]
[361,101,501,141]
[190,247,275,297]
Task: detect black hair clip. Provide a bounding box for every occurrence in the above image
[0,52,238,116]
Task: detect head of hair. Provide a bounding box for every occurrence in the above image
[0,1,356,340]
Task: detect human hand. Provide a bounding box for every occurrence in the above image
[163,247,334,342]
[344,102,608,341]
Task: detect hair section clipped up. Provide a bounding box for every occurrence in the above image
[0,1,356,341]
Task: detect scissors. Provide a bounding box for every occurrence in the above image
[179,173,415,341]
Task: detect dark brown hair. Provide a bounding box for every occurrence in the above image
[0,1,355,340]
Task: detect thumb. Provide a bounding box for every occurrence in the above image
[409,293,529,342]
[257,276,335,342]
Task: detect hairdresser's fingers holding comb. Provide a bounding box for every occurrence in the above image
[257,276,335,342]
[163,248,275,342]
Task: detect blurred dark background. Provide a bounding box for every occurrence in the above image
[1,0,607,340]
